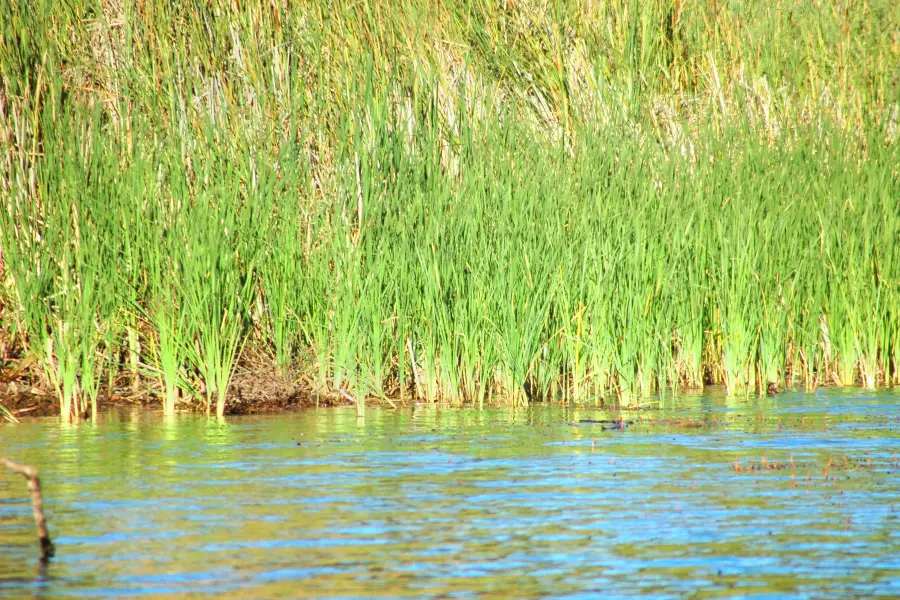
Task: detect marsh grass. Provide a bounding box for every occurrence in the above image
[1,1,898,418]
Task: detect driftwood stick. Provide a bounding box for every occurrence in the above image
[2,457,55,560]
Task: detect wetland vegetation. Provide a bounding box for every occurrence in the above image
[1,0,899,420]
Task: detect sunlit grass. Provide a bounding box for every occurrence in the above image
[0,1,898,418]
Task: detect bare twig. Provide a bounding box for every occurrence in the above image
[2,457,55,561]
[0,352,38,383]
[406,337,423,400]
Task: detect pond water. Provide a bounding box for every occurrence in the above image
[2,389,899,598]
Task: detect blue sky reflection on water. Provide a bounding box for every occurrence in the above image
[1,388,899,598]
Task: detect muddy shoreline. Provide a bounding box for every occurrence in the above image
[0,371,356,420]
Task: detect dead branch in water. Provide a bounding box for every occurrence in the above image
[2,457,55,561]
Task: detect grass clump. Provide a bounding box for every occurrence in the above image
[0,1,898,419]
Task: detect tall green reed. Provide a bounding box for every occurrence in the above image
[1,0,897,416]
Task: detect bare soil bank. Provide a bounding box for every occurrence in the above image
[0,369,354,420]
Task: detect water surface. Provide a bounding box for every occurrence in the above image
[2,389,899,598]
